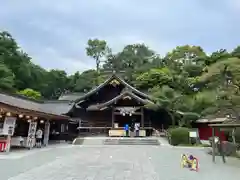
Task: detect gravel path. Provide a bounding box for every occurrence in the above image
[0,144,239,180]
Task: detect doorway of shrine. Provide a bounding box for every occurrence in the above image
[115,114,141,128]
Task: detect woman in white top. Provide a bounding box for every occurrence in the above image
[36,129,43,148]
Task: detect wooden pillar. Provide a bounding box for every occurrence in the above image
[212,127,216,163]
[43,120,50,146]
[218,127,226,163]
[141,107,144,128]
[112,107,115,128]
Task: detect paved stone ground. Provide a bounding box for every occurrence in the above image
[0,145,240,180]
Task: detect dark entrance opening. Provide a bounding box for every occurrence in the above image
[115,114,141,127]
[146,108,172,130]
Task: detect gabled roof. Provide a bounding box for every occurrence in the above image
[74,73,151,103]
[58,92,85,101]
[41,101,74,115]
[0,92,70,119]
[196,118,228,123]
[85,91,154,111]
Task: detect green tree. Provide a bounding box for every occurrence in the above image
[134,68,173,90]
[165,45,206,67]
[17,88,42,99]
[0,61,15,90]
[232,46,240,58]
[149,85,184,126]
[73,69,100,92]
[86,39,108,73]
[204,49,231,66]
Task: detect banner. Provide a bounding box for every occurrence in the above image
[3,117,16,135]
[27,121,37,148]
[43,121,50,146]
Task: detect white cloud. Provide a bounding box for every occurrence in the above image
[0,0,240,74]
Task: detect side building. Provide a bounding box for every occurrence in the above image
[0,92,74,151]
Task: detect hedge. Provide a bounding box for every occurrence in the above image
[168,127,190,146]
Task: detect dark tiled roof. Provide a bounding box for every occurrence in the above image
[75,73,151,103]
[58,92,85,101]
[99,91,154,107]
[85,91,154,111]
[196,118,228,123]
[0,93,72,118]
[41,101,74,115]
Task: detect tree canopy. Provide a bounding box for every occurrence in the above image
[1,31,240,126]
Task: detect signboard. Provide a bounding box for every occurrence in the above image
[114,123,118,128]
[26,121,37,148]
[189,131,197,138]
[43,121,50,146]
[3,117,16,135]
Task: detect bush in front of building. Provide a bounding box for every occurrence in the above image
[168,127,189,146]
[235,128,240,144]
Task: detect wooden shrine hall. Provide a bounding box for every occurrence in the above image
[69,73,156,137]
[0,72,161,152]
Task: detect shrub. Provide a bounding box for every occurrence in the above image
[235,128,240,144]
[168,127,190,146]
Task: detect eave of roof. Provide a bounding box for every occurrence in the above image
[74,73,151,103]
[0,92,70,119]
[84,91,154,111]
[196,118,228,123]
[209,123,240,128]
[58,92,85,101]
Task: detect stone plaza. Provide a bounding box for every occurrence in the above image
[0,143,240,180]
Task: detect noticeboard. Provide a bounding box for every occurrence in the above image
[189,131,197,138]
[3,117,16,135]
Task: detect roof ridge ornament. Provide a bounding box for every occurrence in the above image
[122,87,131,93]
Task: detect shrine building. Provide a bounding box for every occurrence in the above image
[0,73,171,152]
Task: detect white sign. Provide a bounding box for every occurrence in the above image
[114,123,118,128]
[189,131,197,138]
[43,121,50,146]
[27,121,37,148]
[3,117,16,135]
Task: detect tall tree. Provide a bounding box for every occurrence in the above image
[86,39,108,74]
[0,61,15,91]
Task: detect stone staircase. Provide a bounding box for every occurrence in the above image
[103,138,160,146]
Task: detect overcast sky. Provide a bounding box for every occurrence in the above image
[0,0,240,74]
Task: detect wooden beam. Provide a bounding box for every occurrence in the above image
[113,112,142,115]
[212,127,216,163]
[141,107,144,128]
[112,107,115,128]
[218,127,226,163]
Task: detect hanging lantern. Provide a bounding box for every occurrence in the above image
[33,117,38,120]
[19,114,24,118]
[40,120,44,124]
[123,113,125,116]
[26,116,30,119]
[6,112,11,116]
[27,120,31,123]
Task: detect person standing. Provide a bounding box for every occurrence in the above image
[36,128,43,148]
[124,124,129,137]
[135,123,140,137]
